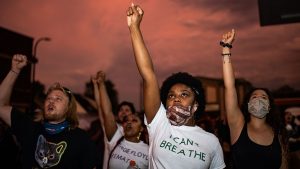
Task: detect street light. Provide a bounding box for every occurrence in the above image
[30,37,51,114]
[32,37,51,83]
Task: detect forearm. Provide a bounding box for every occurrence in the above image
[129,26,161,123]
[0,70,19,126]
[0,70,19,106]
[222,47,240,121]
[222,47,235,88]
[130,26,155,80]
[93,82,106,126]
[92,82,101,109]
[99,83,117,140]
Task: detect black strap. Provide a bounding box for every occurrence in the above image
[107,136,124,169]
[219,41,232,48]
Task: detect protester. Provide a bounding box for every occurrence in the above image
[0,54,97,169]
[127,3,226,169]
[92,71,148,169]
[221,29,288,169]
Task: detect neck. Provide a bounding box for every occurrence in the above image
[45,118,66,124]
[125,136,140,143]
[185,118,196,126]
[249,116,268,129]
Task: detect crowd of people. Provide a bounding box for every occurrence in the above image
[0,3,299,169]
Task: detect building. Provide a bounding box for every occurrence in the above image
[197,76,253,121]
[0,26,34,111]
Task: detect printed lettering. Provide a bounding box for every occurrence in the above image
[177,149,185,155]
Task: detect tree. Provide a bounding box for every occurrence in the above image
[84,79,119,115]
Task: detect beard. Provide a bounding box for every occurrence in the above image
[44,111,67,123]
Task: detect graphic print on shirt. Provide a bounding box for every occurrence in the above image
[110,144,148,165]
[159,134,207,162]
[35,135,67,168]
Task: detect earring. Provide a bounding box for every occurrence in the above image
[137,131,142,140]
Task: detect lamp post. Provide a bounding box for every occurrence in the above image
[32,37,51,83]
[30,37,51,114]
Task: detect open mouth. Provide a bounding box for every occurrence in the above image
[124,123,133,132]
[47,105,55,112]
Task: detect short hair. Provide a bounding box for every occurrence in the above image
[46,82,79,129]
[117,101,136,114]
[160,72,206,120]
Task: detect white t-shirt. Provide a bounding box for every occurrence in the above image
[145,103,226,169]
[108,126,149,169]
[102,124,124,169]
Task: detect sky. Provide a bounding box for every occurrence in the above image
[1,0,300,111]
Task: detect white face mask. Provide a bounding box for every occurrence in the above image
[166,105,196,126]
[248,98,270,119]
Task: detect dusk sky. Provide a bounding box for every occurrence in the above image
[1,0,300,111]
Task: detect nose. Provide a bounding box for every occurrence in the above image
[47,97,56,104]
[174,95,181,102]
[48,98,54,103]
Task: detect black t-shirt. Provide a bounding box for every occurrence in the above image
[231,123,282,169]
[11,108,98,169]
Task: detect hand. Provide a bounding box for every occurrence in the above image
[127,3,144,28]
[11,54,27,73]
[96,71,106,84]
[221,29,235,45]
[91,74,98,85]
[91,71,106,85]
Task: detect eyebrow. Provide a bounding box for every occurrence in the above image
[251,93,268,97]
[169,88,192,93]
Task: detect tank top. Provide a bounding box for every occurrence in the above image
[231,123,282,169]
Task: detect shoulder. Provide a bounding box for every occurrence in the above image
[138,141,149,148]
[193,126,220,143]
[69,127,92,140]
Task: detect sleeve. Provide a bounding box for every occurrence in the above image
[209,137,226,169]
[107,126,124,151]
[144,103,170,136]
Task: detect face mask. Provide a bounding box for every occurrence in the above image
[166,105,196,126]
[248,98,270,119]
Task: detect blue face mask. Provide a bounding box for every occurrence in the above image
[43,121,69,135]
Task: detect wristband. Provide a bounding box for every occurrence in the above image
[10,70,19,74]
[219,41,232,48]
[221,53,231,56]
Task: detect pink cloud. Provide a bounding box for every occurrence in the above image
[1,0,299,111]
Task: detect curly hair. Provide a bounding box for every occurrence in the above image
[160,72,206,120]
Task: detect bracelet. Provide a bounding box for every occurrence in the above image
[10,70,19,74]
[219,41,232,48]
[221,53,231,56]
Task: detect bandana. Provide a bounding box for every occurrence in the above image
[44,121,69,135]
